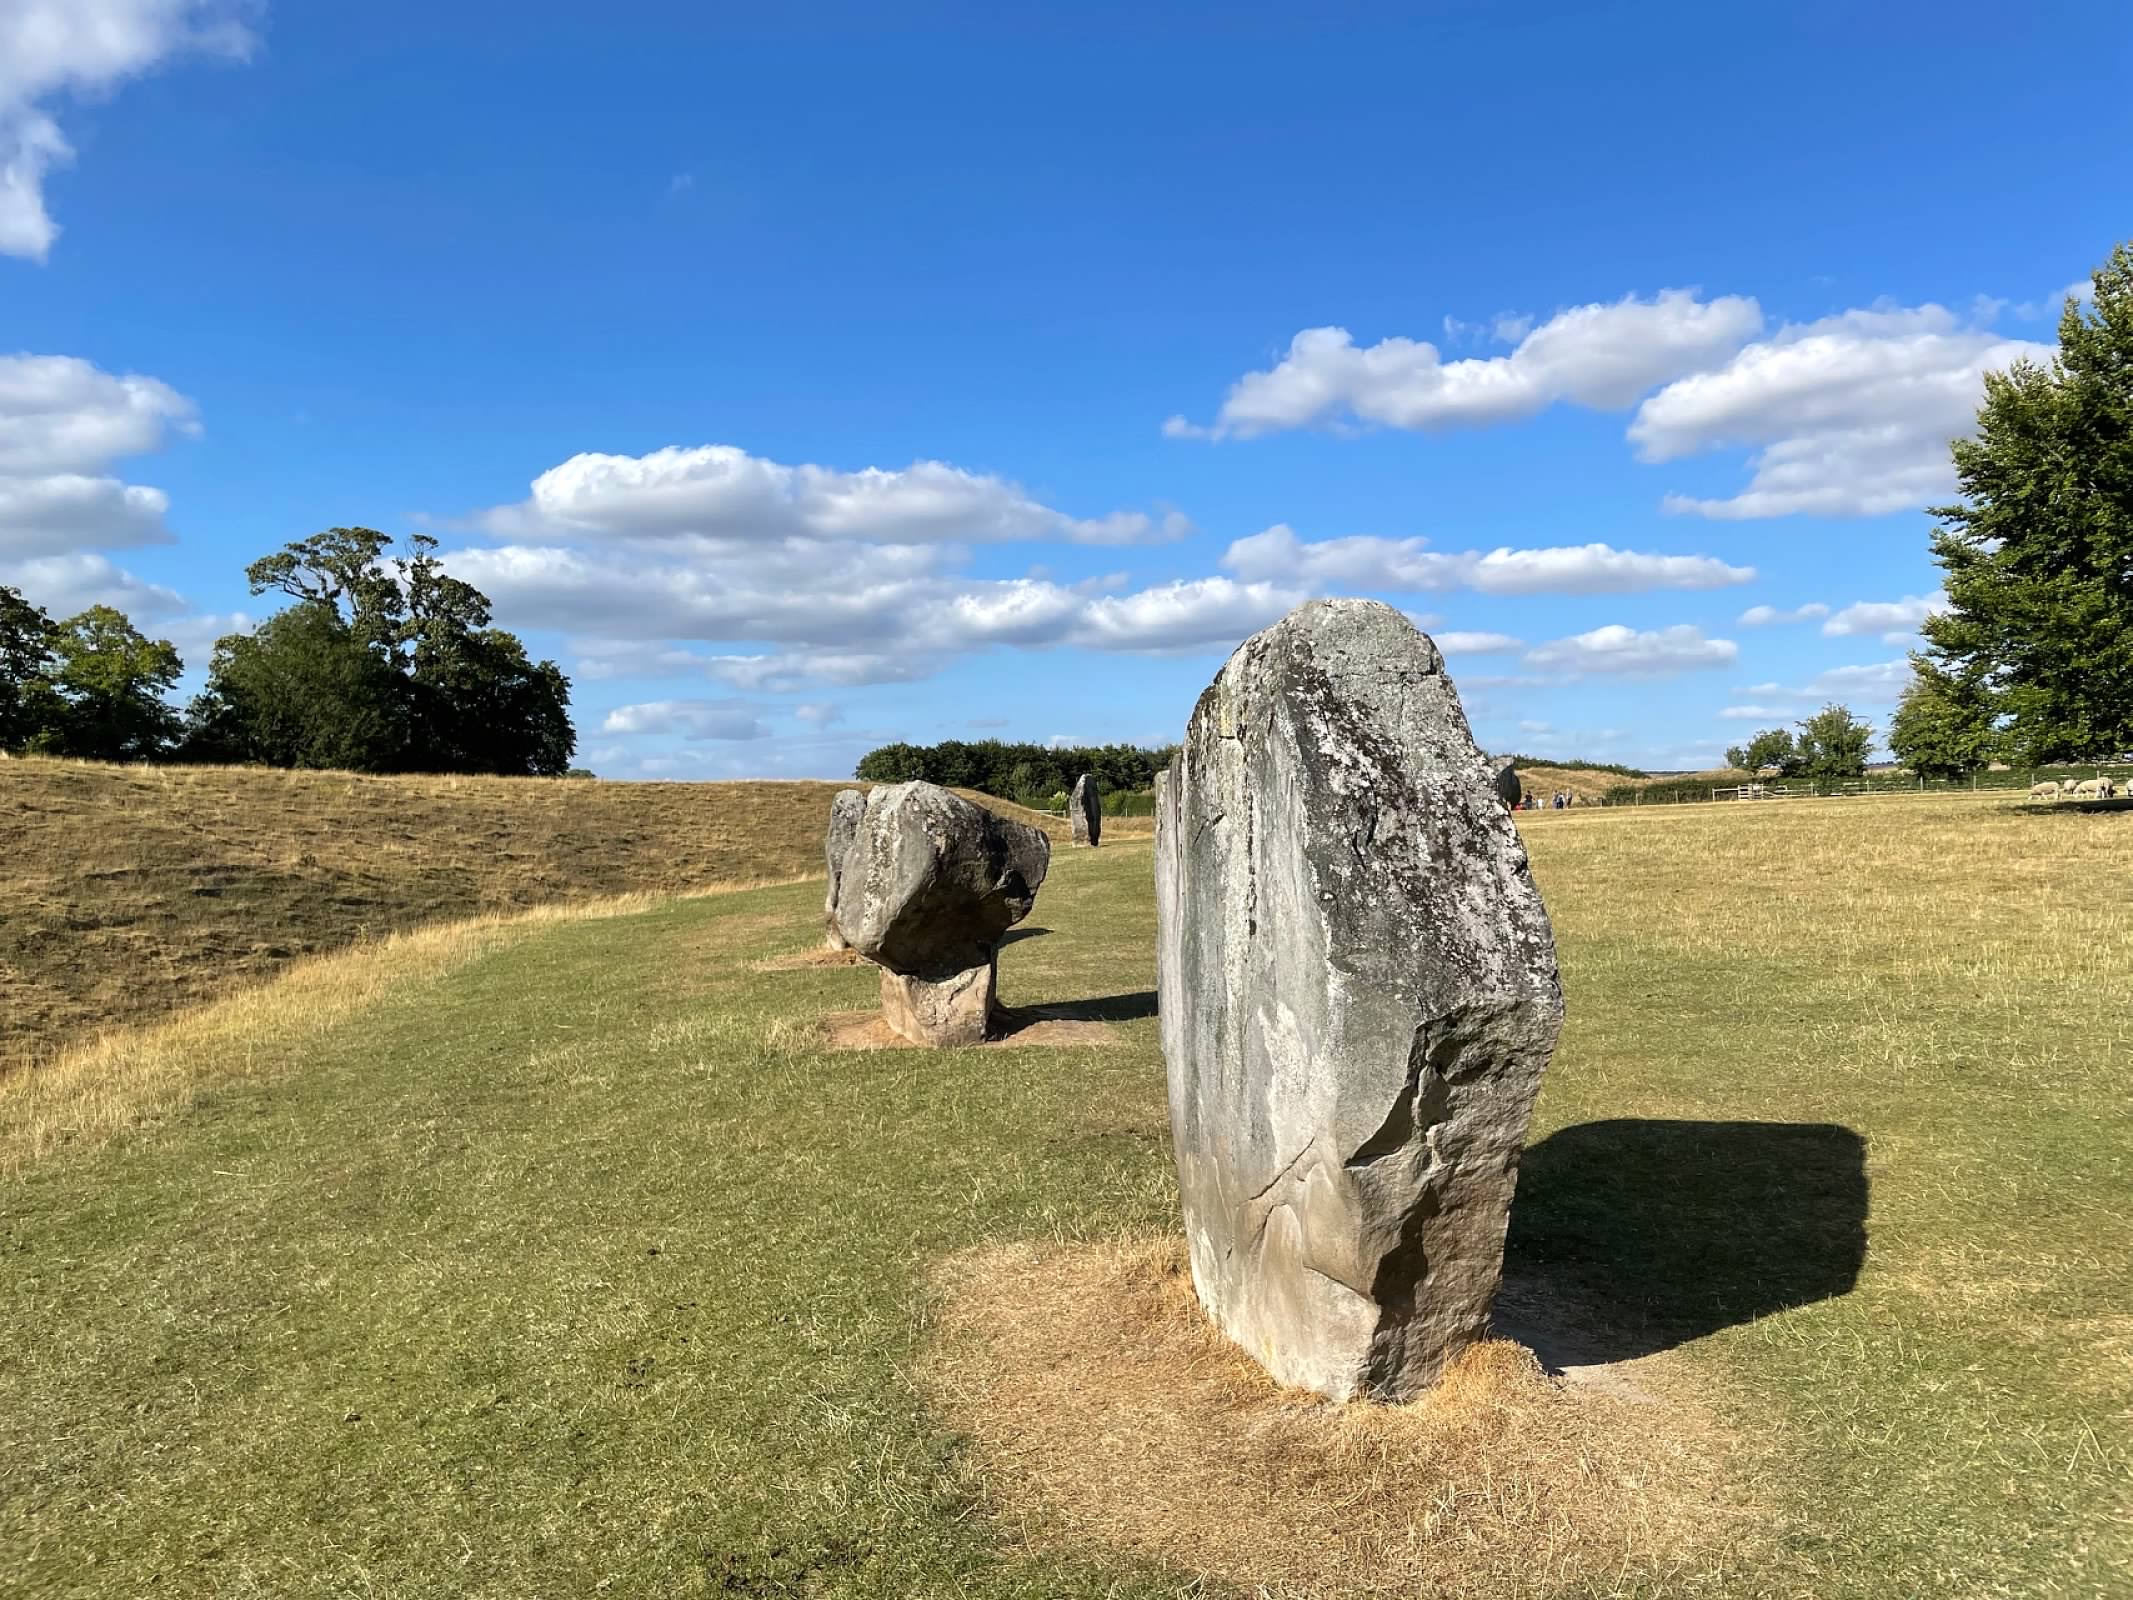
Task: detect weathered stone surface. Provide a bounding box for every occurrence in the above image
[1070,773,1102,847]
[833,781,1050,1045]
[1155,599,1564,1402]
[1494,760,1522,809]
[878,960,996,1047]
[823,787,867,949]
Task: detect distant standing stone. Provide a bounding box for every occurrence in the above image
[823,787,867,950]
[1494,761,1522,809]
[1155,599,1564,1402]
[833,781,1051,1045]
[1070,773,1102,847]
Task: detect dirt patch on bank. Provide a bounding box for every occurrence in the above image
[754,946,868,971]
[923,1236,1765,1597]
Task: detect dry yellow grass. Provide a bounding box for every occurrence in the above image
[0,758,867,1071]
[1514,790,2133,1057]
[1507,764,1645,803]
[0,887,798,1174]
[926,1236,1759,1598]
[0,759,1103,1074]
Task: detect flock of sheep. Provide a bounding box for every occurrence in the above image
[2029,776,2121,799]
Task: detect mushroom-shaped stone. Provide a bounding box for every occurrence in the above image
[1494,760,1522,809]
[823,787,867,949]
[833,781,1051,1045]
[1070,772,1101,847]
[1155,599,1563,1402]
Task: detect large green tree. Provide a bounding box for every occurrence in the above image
[1794,703,1874,780]
[35,606,184,760]
[1921,243,2133,762]
[0,584,60,751]
[1886,660,2000,779]
[1724,727,1798,775]
[184,601,412,771]
[199,528,576,775]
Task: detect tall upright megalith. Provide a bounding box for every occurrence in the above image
[1494,760,1522,810]
[834,781,1050,1046]
[1155,599,1563,1401]
[1070,773,1101,847]
[823,787,867,949]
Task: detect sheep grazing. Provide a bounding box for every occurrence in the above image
[2029,780,2063,799]
[2072,778,2107,800]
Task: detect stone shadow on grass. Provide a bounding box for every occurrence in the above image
[999,926,1053,946]
[2014,796,2133,816]
[1013,990,1159,1024]
[1499,1119,1867,1368]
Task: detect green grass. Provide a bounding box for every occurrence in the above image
[4,800,2129,1596]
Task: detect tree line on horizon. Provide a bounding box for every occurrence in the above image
[8,246,2126,787]
[853,739,1179,806]
[0,528,576,776]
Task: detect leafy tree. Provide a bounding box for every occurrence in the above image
[408,625,575,776]
[206,528,576,776]
[1725,727,1798,775]
[1887,659,1999,779]
[0,584,60,751]
[1004,759,1057,805]
[34,606,183,760]
[1921,242,2133,762]
[183,602,411,770]
[1793,703,1873,779]
[854,741,928,782]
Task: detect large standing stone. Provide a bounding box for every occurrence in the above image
[1070,773,1102,847]
[1494,760,1522,810]
[833,781,1051,1045]
[1155,599,1563,1402]
[823,787,867,949]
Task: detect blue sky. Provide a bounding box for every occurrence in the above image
[4,1,2129,778]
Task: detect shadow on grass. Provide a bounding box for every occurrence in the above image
[2013,796,2133,816]
[1499,1119,1867,1367]
[1019,990,1159,1023]
[1000,925,1053,946]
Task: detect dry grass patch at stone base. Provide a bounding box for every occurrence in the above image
[926,1237,1764,1598]
[817,1008,1120,1051]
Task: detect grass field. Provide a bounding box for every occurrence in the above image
[2,791,2128,1595]
[0,759,1132,1074]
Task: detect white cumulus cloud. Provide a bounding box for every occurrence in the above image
[1736,660,1912,706]
[1,550,184,617]
[1738,601,1830,626]
[1525,624,1737,677]
[477,442,1190,548]
[1822,591,1947,642]
[1221,523,1753,594]
[0,354,197,558]
[1718,704,1795,721]
[600,699,771,741]
[0,0,260,260]
[1434,630,1523,654]
[447,543,1303,683]
[1633,305,2054,519]
[1065,576,1304,653]
[1168,290,1761,439]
